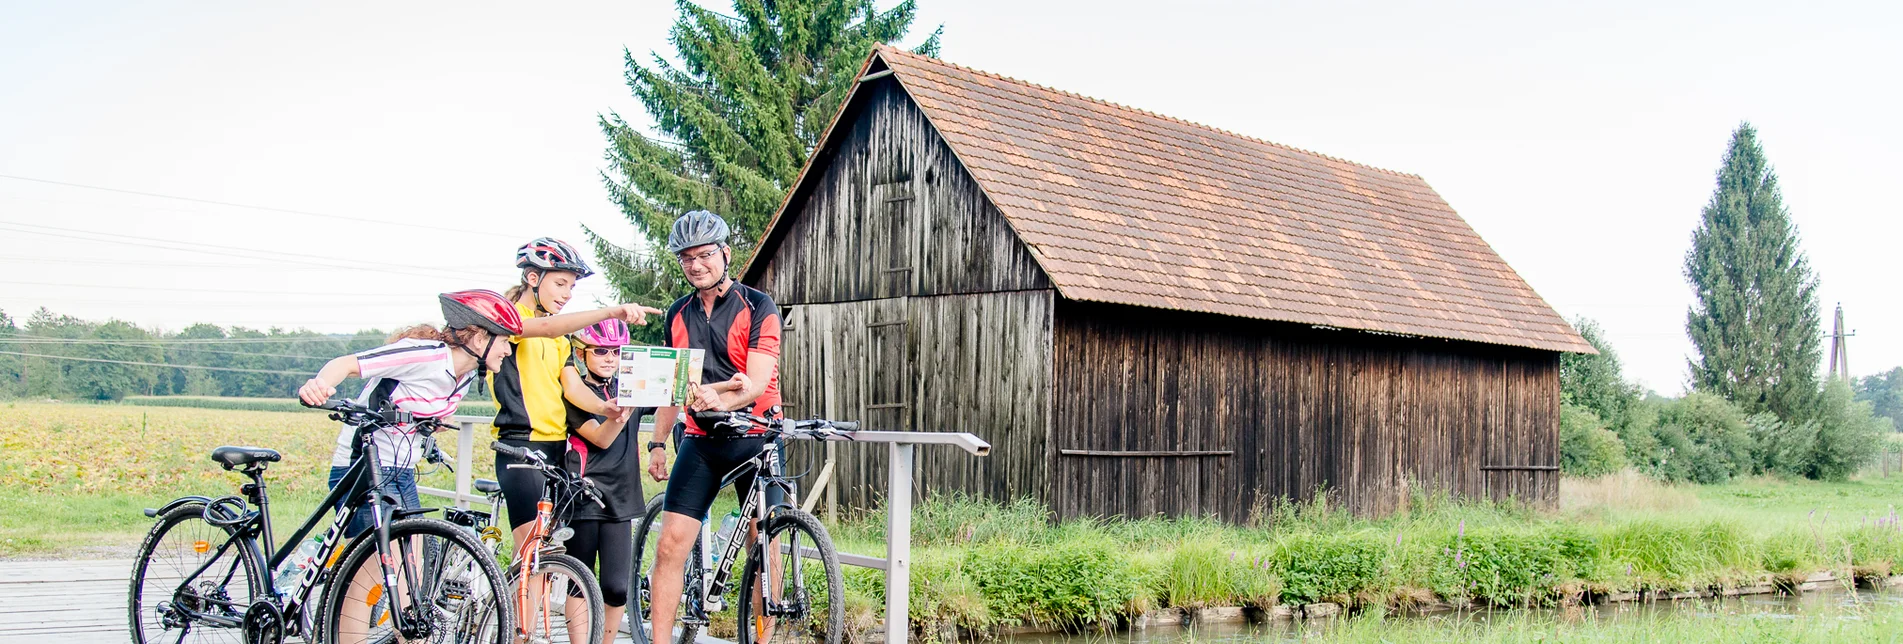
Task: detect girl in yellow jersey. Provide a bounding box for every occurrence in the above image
[491,237,662,546]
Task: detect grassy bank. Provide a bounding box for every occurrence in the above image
[822,471,1903,634]
[14,400,1903,641]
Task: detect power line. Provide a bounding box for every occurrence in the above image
[0,280,443,298]
[0,350,312,376]
[2,335,361,344]
[2,338,334,361]
[0,173,520,240]
[0,220,503,282]
[0,256,500,271]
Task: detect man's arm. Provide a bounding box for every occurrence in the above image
[713,351,775,412]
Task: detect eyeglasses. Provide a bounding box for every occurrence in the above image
[676,248,722,267]
[587,348,617,357]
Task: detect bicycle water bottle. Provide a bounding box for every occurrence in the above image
[272,536,323,595]
[710,510,742,565]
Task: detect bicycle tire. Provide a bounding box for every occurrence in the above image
[320,517,513,644]
[630,493,709,644]
[129,501,268,644]
[506,552,605,644]
[735,509,844,644]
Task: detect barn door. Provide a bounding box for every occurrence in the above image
[872,180,916,298]
[863,297,910,432]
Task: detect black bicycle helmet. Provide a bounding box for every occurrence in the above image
[666,210,731,254]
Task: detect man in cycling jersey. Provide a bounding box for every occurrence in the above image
[646,210,785,641]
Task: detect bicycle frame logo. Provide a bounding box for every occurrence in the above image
[278,506,353,626]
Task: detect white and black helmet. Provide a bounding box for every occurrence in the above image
[666,210,731,254]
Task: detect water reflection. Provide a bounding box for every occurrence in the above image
[1004,587,1903,643]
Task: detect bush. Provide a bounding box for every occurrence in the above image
[1449,526,1592,606]
[1560,404,1627,477]
[1747,412,1815,478]
[1270,532,1386,605]
[963,537,1145,628]
[1809,379,1889,481]
[1644,393,1754,484]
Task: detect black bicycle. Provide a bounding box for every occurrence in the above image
[127,398,513,644]
[631,412,854,644]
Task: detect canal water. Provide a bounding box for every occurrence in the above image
[1004,586,1903,643]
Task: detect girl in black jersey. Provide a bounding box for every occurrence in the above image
[562,319,648,644]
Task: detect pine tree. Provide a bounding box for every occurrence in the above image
[592,0,939,332]
[1684,123,1822,421]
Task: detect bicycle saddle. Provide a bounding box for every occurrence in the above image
[211,446,282,470]
[473,478,501,494]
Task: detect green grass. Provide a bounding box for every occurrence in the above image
[17,400,1903,640]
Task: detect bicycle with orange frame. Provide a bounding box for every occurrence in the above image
[488,441,607,644]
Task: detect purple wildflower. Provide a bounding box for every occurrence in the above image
[1230,551,1237,562]
[1396,531,1404,547]
[1459,520,1466,539]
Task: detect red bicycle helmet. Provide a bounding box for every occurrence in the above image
[571,318,631,348]
[514,237,594,278]
[438,289,523,336]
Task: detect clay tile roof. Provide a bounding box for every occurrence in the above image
[812,45,1589,353]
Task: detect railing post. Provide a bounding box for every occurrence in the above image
[454,420,476,510]
[885,442,913,644]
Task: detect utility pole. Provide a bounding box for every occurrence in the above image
[1828,302,1854,380]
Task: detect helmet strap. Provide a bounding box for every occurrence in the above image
[458,334,499,395]
[525,270,550,317]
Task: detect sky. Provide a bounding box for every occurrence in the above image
[1,1,1899,395]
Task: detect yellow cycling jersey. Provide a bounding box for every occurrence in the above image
[490,300,572,442]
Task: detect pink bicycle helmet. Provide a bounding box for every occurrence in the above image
[572,318,631,348]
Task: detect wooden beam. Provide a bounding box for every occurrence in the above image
[1059,449,1233,457]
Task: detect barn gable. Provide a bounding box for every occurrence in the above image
[747,47,1590,354]
[750,62,1049,304]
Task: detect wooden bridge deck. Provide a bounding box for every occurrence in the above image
[0,559,722,643]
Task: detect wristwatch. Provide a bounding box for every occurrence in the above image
[647,441,667,452]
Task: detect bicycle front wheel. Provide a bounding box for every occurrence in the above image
[507,552,604,644]
[630,493,708,644]
[736,509,844,644]
[129,502,268,644]
[321,517,512,644]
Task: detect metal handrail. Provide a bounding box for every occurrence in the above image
[415,414,990,644]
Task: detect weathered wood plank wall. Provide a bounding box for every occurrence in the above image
[1050,301,1560,520]
[753,76,1057,510]
[778,291,1053,509]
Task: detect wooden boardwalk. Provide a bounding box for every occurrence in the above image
[0,559,722,643]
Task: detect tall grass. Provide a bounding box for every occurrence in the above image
[829,479,1903,633]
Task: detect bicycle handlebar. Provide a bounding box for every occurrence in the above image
[692,411,860,438]
[489,442,604,508]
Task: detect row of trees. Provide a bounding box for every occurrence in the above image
[0,308,393,401]
[1559,124,1891,483]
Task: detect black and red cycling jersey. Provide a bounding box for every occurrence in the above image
[663,281,783,437]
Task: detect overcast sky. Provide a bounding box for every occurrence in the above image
[2,0,1898,394]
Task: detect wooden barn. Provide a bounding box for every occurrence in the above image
[744,46,1594,519]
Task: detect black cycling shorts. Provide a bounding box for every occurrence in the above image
[495,438,566,530]
[662,435,786,521]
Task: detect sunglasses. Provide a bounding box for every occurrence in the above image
[586,348,617,357]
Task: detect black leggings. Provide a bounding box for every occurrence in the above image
[495,438,566,530]
[565,519,632,607]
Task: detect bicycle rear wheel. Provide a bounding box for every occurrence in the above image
[128,502,267,644]
[321,517,511,643]
[736,509,844,644]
